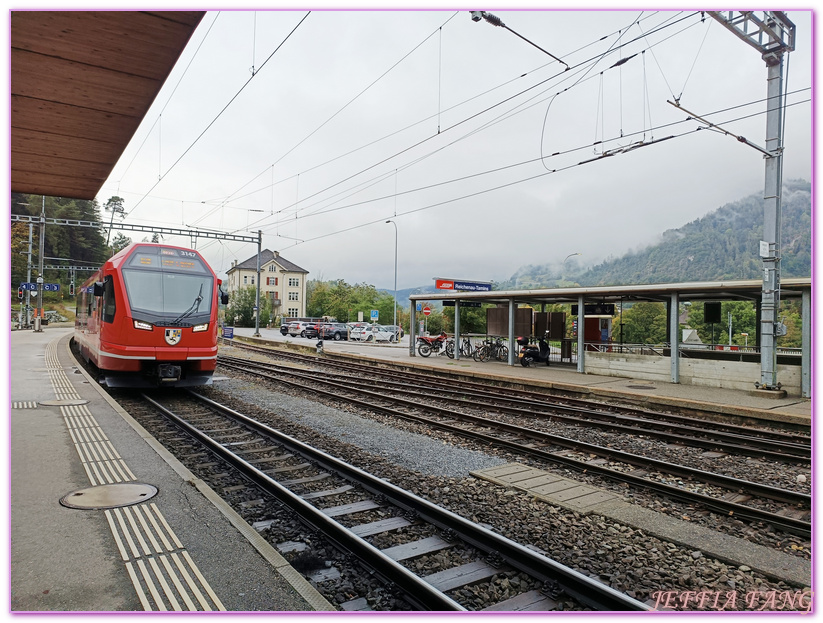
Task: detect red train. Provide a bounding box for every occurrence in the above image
[74,243,228,388]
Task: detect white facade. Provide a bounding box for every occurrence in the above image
[226,250,308,319]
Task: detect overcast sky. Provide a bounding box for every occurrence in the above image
[96,8,812,291]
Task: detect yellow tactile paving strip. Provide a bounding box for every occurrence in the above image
[44,338,225,611]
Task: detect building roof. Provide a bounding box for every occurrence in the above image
[228,249,308,275]
[409,278,811,305]
[11,11,205,200]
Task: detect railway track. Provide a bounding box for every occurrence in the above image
[219,340,811,458]
[122,391,648,612]
[216,350,811,538]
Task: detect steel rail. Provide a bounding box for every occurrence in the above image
[220,340,810,444]
[218,356,810,503]
[220,354,808,463]
[217,358,811,537]
[139,393,465,612]
[183,391,650,612]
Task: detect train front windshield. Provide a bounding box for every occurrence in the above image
[122,247,214,326]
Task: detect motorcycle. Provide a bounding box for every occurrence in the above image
[417,332,454,358]
[518,333,551,367]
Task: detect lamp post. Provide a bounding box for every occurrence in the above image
[562,252,581,281]
[34,195,45,332]
[385,220,398,331]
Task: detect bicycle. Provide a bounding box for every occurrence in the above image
[490,337,509,362]
[473,337,508,362]
[459,336,474,357]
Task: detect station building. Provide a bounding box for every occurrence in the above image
[226,250,309,319]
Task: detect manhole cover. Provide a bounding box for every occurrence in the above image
[60,483,158,510]
[40,399,89,406]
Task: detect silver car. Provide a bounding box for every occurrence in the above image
[287,321,310,337]
[351,324,396,342]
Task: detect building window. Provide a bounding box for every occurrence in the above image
[267,277,278,286]
[289,277,300,287]
[268,265,276,272]
[251,276,255,285]
[288,308,298,317]
[288,292,299,301]
[243,276,247,285]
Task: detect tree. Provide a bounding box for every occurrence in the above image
[441,304,488,334]
[306,279,404,327]
[10,193,109,293]
[110,233,132,255]
[226,286,271,327]
[103,196,126,246]
[687,301,757,346]
[619,302,668,344]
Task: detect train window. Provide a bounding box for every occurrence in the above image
[103,275,116,323]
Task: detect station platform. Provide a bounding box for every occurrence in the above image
[8,326,335,612]
[228,327,812,428]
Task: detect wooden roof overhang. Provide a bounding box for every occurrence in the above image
[10,10,205,200]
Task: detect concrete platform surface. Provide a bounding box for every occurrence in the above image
[9,327,333,612]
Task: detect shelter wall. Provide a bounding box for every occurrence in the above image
[584,353,802,396]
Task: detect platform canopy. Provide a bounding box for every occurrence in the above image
[10,11,205,200]
[409,278,812,306]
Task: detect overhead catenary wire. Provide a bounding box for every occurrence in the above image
[240,11,705,230]
[125,11,312,219]
[216,94,809,244]
[256,96,810,256]
[193,10,690,222]
[116,9,799,261]
[117,12,222,186]
[113,11,698,227]
[119,82,809,247]
[209,12,460,216]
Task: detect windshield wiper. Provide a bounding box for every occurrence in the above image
[169,284,203,325]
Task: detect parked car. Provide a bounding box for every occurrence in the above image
[279,321,291,336]
[351,324,396,342]
[304,322,327,339]
[288,321,310,338]
[320,323,349,341]
[383,325,404,339]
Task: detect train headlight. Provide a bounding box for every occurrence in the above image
[133,320,153,331]
[192,323,209,333]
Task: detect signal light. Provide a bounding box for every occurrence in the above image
[17,287,23,300]
[69,283,75,296]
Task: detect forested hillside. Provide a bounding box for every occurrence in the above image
[503,180,811,288]
[11,193,132,291]
[579,179,811,285]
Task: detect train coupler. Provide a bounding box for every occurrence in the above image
[157,364,182,382]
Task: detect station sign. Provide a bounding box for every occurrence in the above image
[435,278,492,292]
[571,304,615,316]
[442,301,482,307]
[20,282,59,291]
